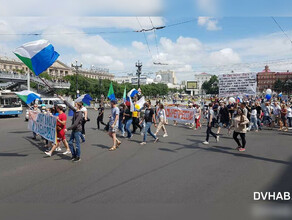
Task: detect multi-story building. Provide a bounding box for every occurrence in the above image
[156,70,177,84]
[0,56,114,81]
[257,65,292,92]
[193,72,212,95]
[114,75,153,85]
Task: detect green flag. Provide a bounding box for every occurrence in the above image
[107,82,116,100]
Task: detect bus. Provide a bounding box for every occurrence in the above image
[0,90,23,117]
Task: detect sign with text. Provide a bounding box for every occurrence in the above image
[186,81,198,90]
[219,73,257,97]
[165,106,195,123]
[28,110,57,144]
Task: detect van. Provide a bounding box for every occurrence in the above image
[38,98,67,112]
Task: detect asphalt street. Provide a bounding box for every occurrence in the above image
[0,109,292,218]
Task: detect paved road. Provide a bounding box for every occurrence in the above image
[0,110,291,218]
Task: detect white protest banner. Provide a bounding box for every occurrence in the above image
[28,110,57,144]
[219,73,257,97]
[165,106,195,123]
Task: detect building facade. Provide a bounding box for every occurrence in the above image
[257,65,292,92]
[0,56,114,81]
[193,72,212,95]
[156,70,177,84]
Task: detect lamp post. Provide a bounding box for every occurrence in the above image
[71,60,82,98]
[135,61,142,88]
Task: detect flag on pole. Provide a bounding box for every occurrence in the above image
[14,39,59,76]
[75,94,92,106]
[127,88,139,112]
[123,86,127,103]
[136,96,146,109]
[15,90,41,104]
[107,82,116,100]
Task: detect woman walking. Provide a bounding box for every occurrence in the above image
[124,104,133,139]
[154,104,168,137]
[279,104,288,131]
[194,104,202,130]
[231,108,249,152]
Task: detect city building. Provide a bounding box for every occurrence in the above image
[257,65,292,92]
[193,72,212,95]
[114,74,153,85]
[155,70,177,84]
[0,56,114,81]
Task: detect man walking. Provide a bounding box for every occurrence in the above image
[203,103,219,145]
[108,100,122,151]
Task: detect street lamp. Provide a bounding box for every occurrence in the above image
[71,60,82,98]
[136,61,142,88]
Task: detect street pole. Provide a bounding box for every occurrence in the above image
[71,60,82,99]
[136,61,142,88]
[27,71,30,91]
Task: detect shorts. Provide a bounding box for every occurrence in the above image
[109,126,118,133]
[57,129,66,143]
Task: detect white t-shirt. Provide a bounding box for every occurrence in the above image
[287,107,292,118]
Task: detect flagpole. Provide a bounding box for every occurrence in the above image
[27,71,30,91]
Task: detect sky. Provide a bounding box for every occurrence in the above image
[1,0,292,81]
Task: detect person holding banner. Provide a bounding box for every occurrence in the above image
[203,103,219,145]
[194,104,202,130]
[31,103,41,140]
[59,96,83,162]
[45,106,70,157]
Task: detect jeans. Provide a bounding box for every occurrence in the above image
[257,115,262,129]
[288,117,292,127]
[69,131,81,158]
[206,125,217,142]
[233,131,246,148]
[79,132,85,142]
[125,119,133,138]
[248,116,258,130]
[143,122,157,142]
[119,118,125,134]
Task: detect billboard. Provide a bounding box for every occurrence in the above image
[186,81,198,90]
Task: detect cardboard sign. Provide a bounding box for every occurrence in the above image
[28,110,57,144]
[165,106,195,123]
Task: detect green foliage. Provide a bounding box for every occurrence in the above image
[39,72,52,80]
[59,75,169,98]
[274,79,292,94]
[202,75,219,94]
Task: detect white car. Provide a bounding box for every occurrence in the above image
[38,98,67,112]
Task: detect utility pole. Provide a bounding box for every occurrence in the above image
[136,61,142,88]
[71,60,82,98]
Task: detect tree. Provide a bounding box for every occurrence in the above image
[202,75,219,94]
[273,79,284,93]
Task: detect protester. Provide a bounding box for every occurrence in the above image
[45,105,70,156]
[80,104,88,142]
[231,108,249,152]
[255,102,262,130]
[279,104,288,131]
[108,100,121,151]
[124,104,133,139]
[287,104,292,128]
[194,104,202,130]
[94,103,106,130]
[248,103,259,132]
[217,102,231,135]
[59,96,83,162]
[140,102,159,145]
[132,100,142,134]
[118,103,126,136]
[31,103,41,140]
[154,103,168,137]
[203,103,219,145]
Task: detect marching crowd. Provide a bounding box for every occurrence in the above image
[29,94,292,162]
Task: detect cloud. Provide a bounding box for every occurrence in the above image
[195,0,219,15]
[0,0,163,16]
[198,17,221,31]
[132,41,147,50]
[209,48,241,65]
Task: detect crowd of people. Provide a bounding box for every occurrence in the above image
[28,94,292,162]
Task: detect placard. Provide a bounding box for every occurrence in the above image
[28,110,57,144]
[219,73,257,97]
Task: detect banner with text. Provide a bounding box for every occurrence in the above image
[28,110,57,144]
[165,106,195,123]
[219,73,257,97]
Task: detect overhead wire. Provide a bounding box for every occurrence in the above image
[271,17,292,45]
[135,17,153,60]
